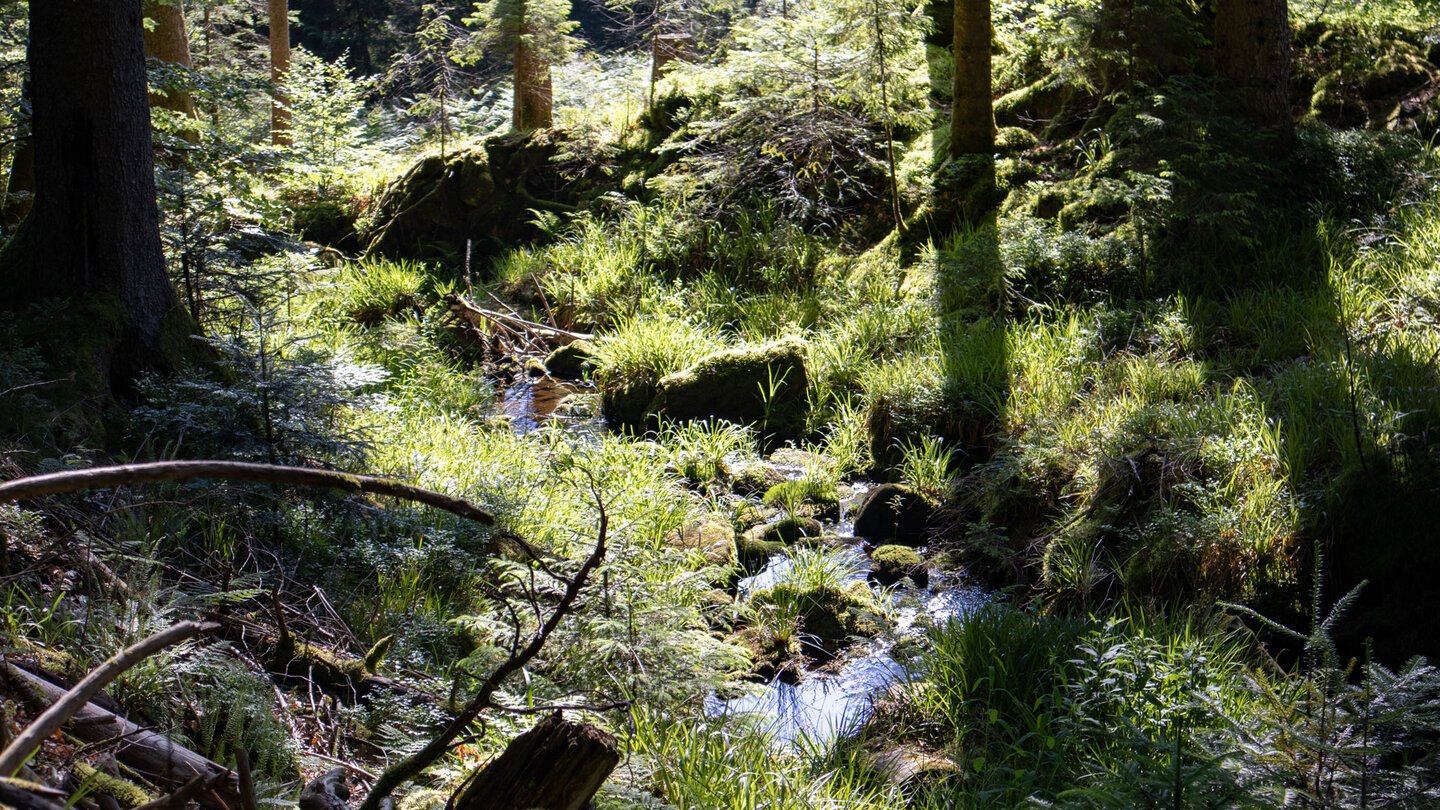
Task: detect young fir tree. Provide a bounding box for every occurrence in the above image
[460,0,579,130]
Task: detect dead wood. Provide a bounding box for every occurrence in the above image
[451,711,618,810]
[0,462,494,527]
[1,666,240,810]
[0,777,70,810]
[0,622,216,778]
[444,295,593,350]
[298,768,349,810]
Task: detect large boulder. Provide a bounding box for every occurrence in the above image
[853,484,935,546]
[650,336,809,438]
[363,130,576,262]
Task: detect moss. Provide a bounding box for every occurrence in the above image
[544,340,598,379]
[293,200,358,248]
[762,479,840,513]
[364,635,393,673]
[731,463,786,496]
[995,127,1039,155]
[666,516,738,566]
[749,582,873,643]
[994,79,1069,131]
[763,517,824,545]
[870,544,928,587]
[651,336,810,438]
[74,763,151,809]
[737,532,787,567]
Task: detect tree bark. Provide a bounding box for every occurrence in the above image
[512,7,553,131]
[451,712,619,810]
[0,0,185,384]
[1214,0,1292,147]
[269,0,292,146]
[143,0,198,121]
[949,0,993,156]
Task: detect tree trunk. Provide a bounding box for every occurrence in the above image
[513,35,554,131]
[650,32,693,102]
[0,0,185,385]
[143,0,198,121]
[1214,0,1292,147]
[451,712,619,810]
[269,0,292,146]
[949,0,993,156]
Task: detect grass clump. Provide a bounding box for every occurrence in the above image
[328,258,434,325]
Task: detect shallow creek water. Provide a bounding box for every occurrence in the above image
[498,374,987,746]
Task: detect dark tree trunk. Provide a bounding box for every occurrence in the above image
[1214,0,1292,147]
[949,0,993,157]
[0,0,184,385]
[451,712,619,810]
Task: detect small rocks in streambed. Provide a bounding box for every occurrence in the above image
[868,545,929,588]
[853,483,935,546]
[664,516,738,566]
[767,447,825,470]
[731,462,787,496]
[544,340,597,379]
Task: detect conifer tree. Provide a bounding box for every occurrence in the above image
[461,0,579,130]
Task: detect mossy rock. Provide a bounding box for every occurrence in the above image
[364,130,587,262]
[523,356,547,377]
[994,79,1069,130]
[853,484,935,546]
[293,200,358,250]
[601,381,658,433]
[749,582,874,644]
[763,517,824,545]
[650,336,810,438]
[932,153,1003,226]
[995,127,1039,155]
[731,462,787,496]
[1362,50,1433,98]
[737,531,787,567]
[545,340,598,379]
[665,516,738,565]
[869,544,929,587]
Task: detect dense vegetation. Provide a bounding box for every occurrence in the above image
[3,0,1440,807]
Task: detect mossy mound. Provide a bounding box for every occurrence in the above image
[853,484,935,547]
[869,544,929,587]
[737,532,787,568]
[365,130,588,261]
[650,336,810,438]
[731,462,787,496]
[545,340,598,379]
[749,582,875,644]
[1292,20,1440,133]
[762,517,824,545]
[293,200,358,251]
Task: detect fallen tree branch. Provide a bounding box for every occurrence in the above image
[0,461,494,526]
[445,294,593,347]
[0,621,216,777]
[0,777,69,810]
[355,478,611,810]
[0,666,239,810]
[129,771,230,810]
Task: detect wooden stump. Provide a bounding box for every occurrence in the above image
[451,712,619,810]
